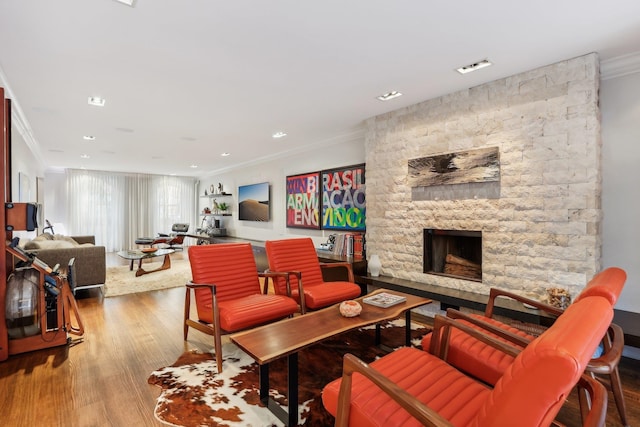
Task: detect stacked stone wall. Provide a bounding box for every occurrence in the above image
[365,53,601,298]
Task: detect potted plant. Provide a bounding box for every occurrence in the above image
[218,202,228,214]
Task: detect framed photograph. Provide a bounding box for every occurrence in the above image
[238,182,270,221]
[321,163,366,231]
[286,172,321,229]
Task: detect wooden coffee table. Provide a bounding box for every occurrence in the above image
[230,289,431,426]
[116,248,175,277]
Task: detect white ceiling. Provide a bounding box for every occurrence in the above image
[1,0,639,177]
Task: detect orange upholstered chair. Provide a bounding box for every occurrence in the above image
[265,238,361,314]
[322,296,612,427]
[421,267,628,426]
[184,243,299,373]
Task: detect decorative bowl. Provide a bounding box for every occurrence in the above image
[339,300,362,317]
[546,287,571,309]
[141,247,158,254]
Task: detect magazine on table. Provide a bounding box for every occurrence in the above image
[363,292,407,308]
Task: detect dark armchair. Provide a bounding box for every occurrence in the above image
[157,223,189,250]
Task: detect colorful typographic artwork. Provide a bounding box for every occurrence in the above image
[321,164,366,231]
[286,172,321,229]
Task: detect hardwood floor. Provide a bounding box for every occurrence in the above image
[0,251,639,426]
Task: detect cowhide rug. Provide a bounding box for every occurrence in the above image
[148,319,431,427]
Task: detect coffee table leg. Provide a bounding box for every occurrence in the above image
[135,254,172,277]
[405,310,412,346]
[259,363,269,404]
[288,352,298,427]
[375,310,412,349]
[259,354,298,427]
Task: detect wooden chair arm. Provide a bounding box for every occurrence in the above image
[587,323,624,374]
[577,374,608,427]
[335,353,453,427]
[446,308,532,348]
[429,314,522,361]
[486,287,564,318]
[259,271,293,297]
[319,261,355,282]
[186,281,216,291]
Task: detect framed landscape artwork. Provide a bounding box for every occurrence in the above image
[286,172,321,229]
[238,182,270,221]
[408,146,500,187]
[321,163,366,231]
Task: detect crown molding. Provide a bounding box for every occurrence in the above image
[202,127,365,176]
[601,51,640,80]
[0,67,47,170]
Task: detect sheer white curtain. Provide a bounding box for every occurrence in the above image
[66,169,197,252]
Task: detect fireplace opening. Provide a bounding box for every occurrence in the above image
[424,229,482,281]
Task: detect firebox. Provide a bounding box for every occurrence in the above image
[424,229,482,281]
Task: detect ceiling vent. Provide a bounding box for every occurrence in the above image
[113,0,137,7]
[376,91,403,101]
[456,59,492,74]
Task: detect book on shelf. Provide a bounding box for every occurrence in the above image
[331,232,364,258]
[353,234,364,258]
[362,292,407,308]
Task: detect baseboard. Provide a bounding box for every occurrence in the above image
[623,345,640,360]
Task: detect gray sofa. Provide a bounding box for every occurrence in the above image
[23,234,106,291]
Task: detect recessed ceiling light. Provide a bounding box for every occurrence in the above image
[113,0,136,7]
[83,135,96,141]
[272,131,287,139]
[88,96,106,107]
[456,59,492,74]
[190,164,198,169]
[221,152,231,157]
[376,91,403,101]
[80,154,90,159]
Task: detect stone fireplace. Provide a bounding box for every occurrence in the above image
[424,229,482,281]
[364,53,601,298]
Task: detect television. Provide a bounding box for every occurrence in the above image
[238,182,270,221]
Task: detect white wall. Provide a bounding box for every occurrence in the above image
[9,122,46,242]
[41,171,68,235]
[601,71,640,313]
[10,125,44,203]
[198,136,365,247]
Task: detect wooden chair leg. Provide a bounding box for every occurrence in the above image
[214,331,223,374]
[212,289,224,373]
[577,379,592,423]
[183,288,191,340]
[609,366,629,426]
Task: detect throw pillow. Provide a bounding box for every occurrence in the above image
[53,235,80,246]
